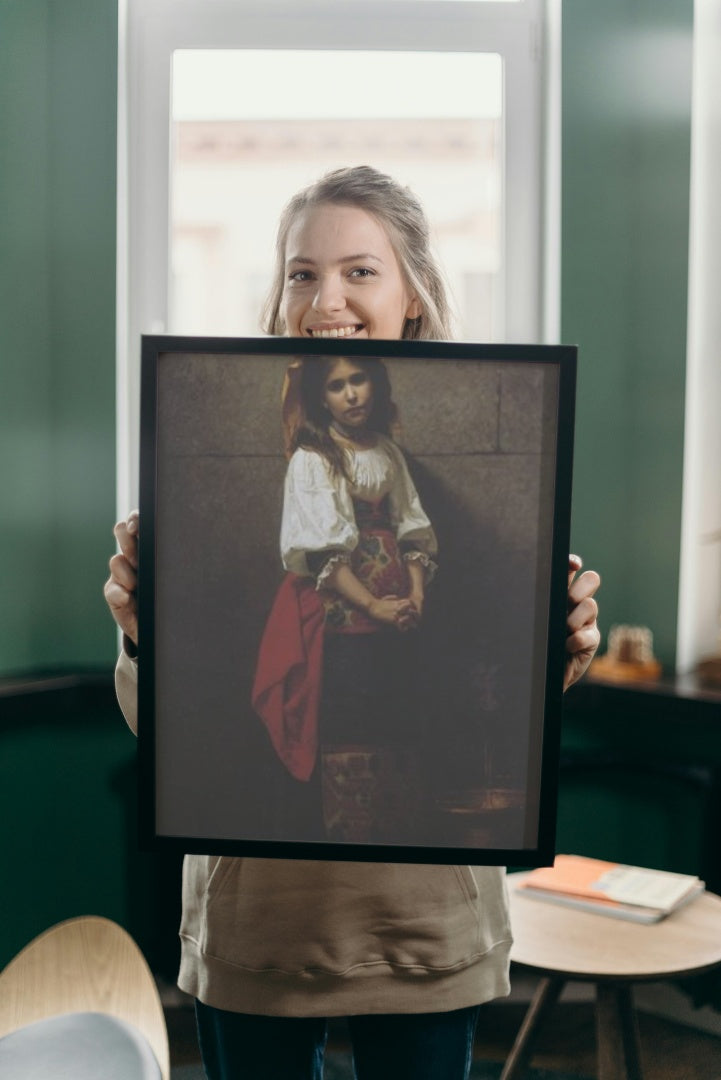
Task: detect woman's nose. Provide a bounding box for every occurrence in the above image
[312,274,344,314]
[345,383,358,402]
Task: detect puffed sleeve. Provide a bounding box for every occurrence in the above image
[280,449,359,577]
[383,438,438,559]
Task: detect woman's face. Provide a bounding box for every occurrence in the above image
[281,203,421,341]
[323,359,374,430]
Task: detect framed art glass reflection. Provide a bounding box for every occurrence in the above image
[138,336,576,865]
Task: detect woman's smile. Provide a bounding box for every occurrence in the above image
[308,323,364,339]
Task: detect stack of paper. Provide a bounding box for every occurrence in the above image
[517,854,705,923]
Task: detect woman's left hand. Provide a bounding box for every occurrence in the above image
[564,554,601,691]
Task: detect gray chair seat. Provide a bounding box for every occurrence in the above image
[0,1011,162,1079]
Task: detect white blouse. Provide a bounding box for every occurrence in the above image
[280,436,438,579]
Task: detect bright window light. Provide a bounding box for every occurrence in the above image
[170,50,503,341]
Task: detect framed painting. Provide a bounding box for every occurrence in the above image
[138,336,576,865]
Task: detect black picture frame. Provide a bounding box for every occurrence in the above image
[138,335,576,865]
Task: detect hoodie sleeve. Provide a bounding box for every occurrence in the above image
[115,645,139,736]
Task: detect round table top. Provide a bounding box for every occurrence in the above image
[508,871,721,981]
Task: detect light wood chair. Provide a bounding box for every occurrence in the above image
[0,915,169,1079]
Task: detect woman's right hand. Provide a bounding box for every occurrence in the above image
[103,510,140,646]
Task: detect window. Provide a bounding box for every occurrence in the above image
[118,0,556,510]
[677,3,721,673]
[169,49,503,340]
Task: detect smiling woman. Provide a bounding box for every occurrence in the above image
[263,167,450,341]
[168,45,505,344]
[281,205,421,340]
[122,0,549,513]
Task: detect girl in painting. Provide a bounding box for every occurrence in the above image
[252,352,438,843]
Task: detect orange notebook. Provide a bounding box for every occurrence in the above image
[518,854,704,923]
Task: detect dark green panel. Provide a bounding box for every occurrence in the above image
[562,0,693,668]
[559,683,721,888]
[0,685,131,966]
[47,0,118,666]
[556,771,708,877]
[0,1,55,669]
[0,0,118,673]
[0,3,126,976]
[0,683,183,976]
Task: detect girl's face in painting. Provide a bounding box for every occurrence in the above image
[281,203,421,341]
[323,359,374,431]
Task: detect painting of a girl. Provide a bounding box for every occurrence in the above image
[253,353,438,843]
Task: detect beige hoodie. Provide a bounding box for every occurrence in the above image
[116,650,512,1016]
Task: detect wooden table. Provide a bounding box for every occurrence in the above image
[503,873,721,1080]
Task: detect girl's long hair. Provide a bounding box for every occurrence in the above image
[290,357,398,480]
[262,165,454,341]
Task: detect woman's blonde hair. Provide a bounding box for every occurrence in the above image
[262,165,454,341]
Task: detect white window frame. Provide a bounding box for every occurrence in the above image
[676,0,721,674]
[116,0,559,512]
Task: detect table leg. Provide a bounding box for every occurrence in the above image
[499,976,565,1080]
[596,982,643,1080]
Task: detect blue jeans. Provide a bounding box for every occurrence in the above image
[195,1000,481,1080]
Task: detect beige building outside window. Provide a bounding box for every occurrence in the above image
[170,50,503,342]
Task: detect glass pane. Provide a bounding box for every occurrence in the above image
[170,50,503,341]
[336,1,521,3]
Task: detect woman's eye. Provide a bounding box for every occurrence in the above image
[288,269,313,283]
[349,267,374,279]
[326,380,344,393]
[349,374,368,386]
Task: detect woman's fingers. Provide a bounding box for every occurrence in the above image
[103,575,139,643]
[567,553,583,586]
[105,512,141,645]
[563,560,601,690]
[568,569,601,615]
[113,511,139,568]
[566,622,601,657]
[566,590,599,634]
[108,551,137,591]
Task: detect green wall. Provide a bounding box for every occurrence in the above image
[0,0,118,675]
[0,0,131,972]
[0,683,183,974]
[0,0,699,970]
[563,0,693,670]
[0,1,693,676]
[558,685,721,884]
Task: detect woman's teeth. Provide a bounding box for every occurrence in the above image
[310,325,360,338]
